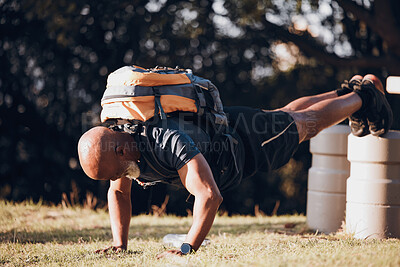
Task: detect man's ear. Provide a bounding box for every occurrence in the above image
[115,146,124,156]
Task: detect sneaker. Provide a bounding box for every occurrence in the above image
[336,75,363,96]
[359,74,393,136]
[344,75,370,137]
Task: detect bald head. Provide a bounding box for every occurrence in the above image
[78,126,140,180]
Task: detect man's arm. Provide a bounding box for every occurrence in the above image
[100,176,132,251]
[179,153,223,250]
[157,153,222,258]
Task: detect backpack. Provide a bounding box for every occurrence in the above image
[101,65,227,126]
[103,65,243,192]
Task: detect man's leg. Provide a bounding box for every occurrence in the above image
[279,75,363,112]
[279,91,338,112]
[281,74,392,143]
[288,92,362,143]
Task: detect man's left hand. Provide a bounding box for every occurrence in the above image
[156,249,184,259]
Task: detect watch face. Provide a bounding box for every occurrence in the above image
[180,243,192,254]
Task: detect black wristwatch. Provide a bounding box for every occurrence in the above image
[180,243,193,255]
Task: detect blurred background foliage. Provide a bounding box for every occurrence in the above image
[1,0,400,215]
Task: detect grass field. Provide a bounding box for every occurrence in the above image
[1,200,400,266]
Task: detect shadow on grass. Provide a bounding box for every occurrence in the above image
[1,217,314,245]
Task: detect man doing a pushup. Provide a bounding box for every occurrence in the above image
[78,73,392,258]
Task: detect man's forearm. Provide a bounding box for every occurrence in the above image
[185,194,222,251]
[108,188,132,249]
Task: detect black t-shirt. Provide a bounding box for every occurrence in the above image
[135,115,244,192]
[136,117,211,184]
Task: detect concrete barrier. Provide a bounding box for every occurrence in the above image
[307,124,351,233]
[346,131,400,239]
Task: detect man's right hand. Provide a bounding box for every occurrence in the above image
[95,245,126,254]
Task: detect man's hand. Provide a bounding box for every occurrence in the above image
[156,249,184,259]
[95,245,126,254]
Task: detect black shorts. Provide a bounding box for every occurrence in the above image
[225,106,299,178]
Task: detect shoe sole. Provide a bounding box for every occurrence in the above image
[361,77,393,136]
[348,77,370,137]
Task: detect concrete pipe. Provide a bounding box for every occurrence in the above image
[307,124,351,234]
[346,131,400,239]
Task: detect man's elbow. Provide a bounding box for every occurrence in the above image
[214,192,223,206]
[212,193,223,210]
[202,191,223,207]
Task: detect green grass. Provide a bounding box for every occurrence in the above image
[1,200,400,266]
